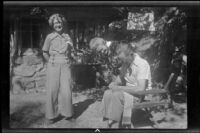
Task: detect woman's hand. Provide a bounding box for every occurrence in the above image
[59,41,73,54]
[58,46,68,54]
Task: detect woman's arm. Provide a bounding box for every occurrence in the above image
[42,34,52,62]
[43,51,50,62]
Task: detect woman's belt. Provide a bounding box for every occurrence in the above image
[49,56,69,64]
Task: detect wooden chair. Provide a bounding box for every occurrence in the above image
[122,73,175,128]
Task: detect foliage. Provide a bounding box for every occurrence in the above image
[77,7,187,93]
[30,7,50,20]
[28,7,187,93]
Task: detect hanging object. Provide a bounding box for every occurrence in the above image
[127,11,155,31]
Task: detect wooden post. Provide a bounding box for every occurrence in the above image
[10,16,18,92]
[73,27,76,49]
[18,17,22,56]
[14,17,19,56]
[93,24,96,37]
[30,18,33,48]
[10,18,14,75]
[76,22,79,49]
[82,29,86,48]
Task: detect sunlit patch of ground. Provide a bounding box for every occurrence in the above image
[10,88,187,129]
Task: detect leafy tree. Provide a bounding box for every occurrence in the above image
[87,7,187,94]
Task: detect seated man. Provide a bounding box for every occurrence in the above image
[101,42,152,128]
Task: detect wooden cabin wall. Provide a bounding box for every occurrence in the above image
[9,16,110,55]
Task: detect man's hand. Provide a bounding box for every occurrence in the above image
[111,87,121,92]
[109,76,122,87]
[108,78,147,97]
[108,82,114,89]
[109,82,122,92]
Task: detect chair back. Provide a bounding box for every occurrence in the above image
[163,73,175,91]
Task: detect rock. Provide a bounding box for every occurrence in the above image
[25,88,36,94]
[23,55,43,66]
[22,79,35,90]
[14,57,24,65]
[35,63,44,72]
[14,64,36,77]
[35,72,46,79]
[35,78,46,88]
[12,63,46,94]
[11,76,35,93]
[35,65,46,77]
[14,76,33,87]
[34,67,47,89]
[37,72,46,78]
[11,76,24,94]
[23,48,34,56]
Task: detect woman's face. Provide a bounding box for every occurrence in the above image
[53,18,63,33]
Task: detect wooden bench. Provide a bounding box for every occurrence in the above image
[122,73,175,128]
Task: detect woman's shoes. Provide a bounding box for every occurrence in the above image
[45,114,63,125]
[45,114,75,126]
[65,116,73,120]
[64,116,75,122]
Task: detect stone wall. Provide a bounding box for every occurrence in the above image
[11,49,47,94]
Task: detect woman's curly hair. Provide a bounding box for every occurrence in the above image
[48,13,66,28]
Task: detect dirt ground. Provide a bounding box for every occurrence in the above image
[10,87,187,129]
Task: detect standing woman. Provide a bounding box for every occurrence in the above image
[42,14,74,124]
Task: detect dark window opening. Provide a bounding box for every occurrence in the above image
[19,18,45,49]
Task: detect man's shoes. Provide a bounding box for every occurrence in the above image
[107,120,119,128]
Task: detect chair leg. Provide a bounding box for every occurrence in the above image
[122,124,132,129]
[152,121,159,128]
[131,123,134,128]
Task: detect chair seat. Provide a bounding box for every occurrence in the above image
[122,73,175,128]
[134,101,169,109]
[133,89,168,96]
